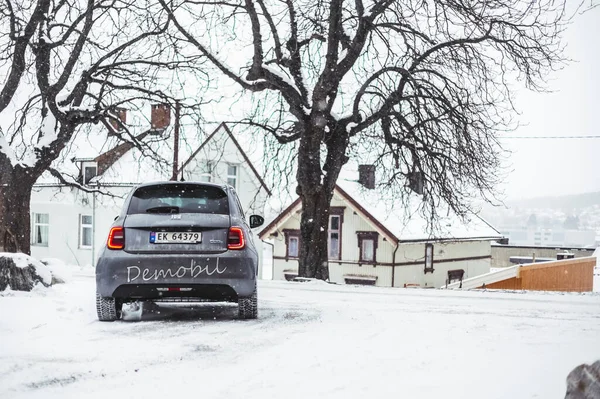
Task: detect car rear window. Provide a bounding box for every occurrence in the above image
[127,184,229,215]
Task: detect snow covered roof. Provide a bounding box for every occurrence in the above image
[260,166,503,243]
[34,118,270,191]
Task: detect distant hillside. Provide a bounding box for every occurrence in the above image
[480,191,600,235]
[506,191,600,211]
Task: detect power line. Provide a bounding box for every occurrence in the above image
[500,135,600,139]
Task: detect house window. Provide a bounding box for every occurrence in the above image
[328,207,345,260]
[289,237,299,257]
[227,164,238,188]
[200,161,213,182]
[84,166,97,185]
[424,243,434,273]
[283,229,300,259]
[31,213,49,247]
[79,215,93,248]
[362,240,374,261]
[329,215,341,259]
[357,231,378,263]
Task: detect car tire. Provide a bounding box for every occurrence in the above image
[96,293,122,321]
[238,281,258,320]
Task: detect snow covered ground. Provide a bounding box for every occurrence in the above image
[1,273,599,399]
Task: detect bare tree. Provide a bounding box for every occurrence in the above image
[0,0,206,253]
[158,0,584,280]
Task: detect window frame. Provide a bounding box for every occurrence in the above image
[227,164,238,189]
[283,229,301,259]
[127,184,230,215]
[328,207,345,260]
[31,213,49,247]
[424,243,434,274]
[83,165,98,185]
[357,231,379,263]
[79,214,93,249]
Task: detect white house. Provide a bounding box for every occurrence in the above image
[30,120,271,273]
[259,167,504,288]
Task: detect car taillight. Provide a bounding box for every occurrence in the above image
[107,227,125,250]
[228,227,245,250]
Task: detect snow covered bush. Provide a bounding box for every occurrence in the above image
[0,253,52,291]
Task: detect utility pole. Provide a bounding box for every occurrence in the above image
[171,101,180,181]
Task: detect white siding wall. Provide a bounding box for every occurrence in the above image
[394,240,492,288]
[268,191,492,288]
[182,127,268,217]
[30,186,129,267]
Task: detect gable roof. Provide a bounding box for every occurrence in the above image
[259,184,503,244]
[258,185,401,243]
[178,123,271,196]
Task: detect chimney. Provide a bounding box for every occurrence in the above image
[358,164,375,189]
[108,108,127,134]
[171,102,180,181]
[407,170,424,195]
[151,103,171,130]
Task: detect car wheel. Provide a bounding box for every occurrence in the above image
[238,281,258,320]
[96,293,122,321]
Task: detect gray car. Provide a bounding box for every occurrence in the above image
[95,181,264,321]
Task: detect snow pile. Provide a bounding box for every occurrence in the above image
[40,258,73,284]
[0,252,52,291]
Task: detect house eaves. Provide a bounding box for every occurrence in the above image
[258,185,399,244]
[258,197,302,239]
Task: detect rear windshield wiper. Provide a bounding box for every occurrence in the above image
[145,206,180,214]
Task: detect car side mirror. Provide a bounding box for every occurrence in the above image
[249,215,264,229]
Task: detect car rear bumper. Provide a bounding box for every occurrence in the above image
[95,251,257,300]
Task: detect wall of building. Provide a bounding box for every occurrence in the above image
[394,240,492,288]
[268,191,399,287]
[30,185,130,267]
[267,190,493,288]
[492,245,596,268]
[482,257,596,292]
[182,127,268,217]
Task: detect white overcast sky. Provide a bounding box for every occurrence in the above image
[499,8,600,200]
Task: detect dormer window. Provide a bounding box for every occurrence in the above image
[82,161,98,185]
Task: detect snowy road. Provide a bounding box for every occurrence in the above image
[1,274,599,399]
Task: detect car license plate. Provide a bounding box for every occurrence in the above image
[150,232,201,244]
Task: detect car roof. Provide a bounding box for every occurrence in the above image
[134,181,230,190]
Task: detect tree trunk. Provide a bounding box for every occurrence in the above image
[297,187,332,280]
[296,124,347,280]
[0,160,34,254]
